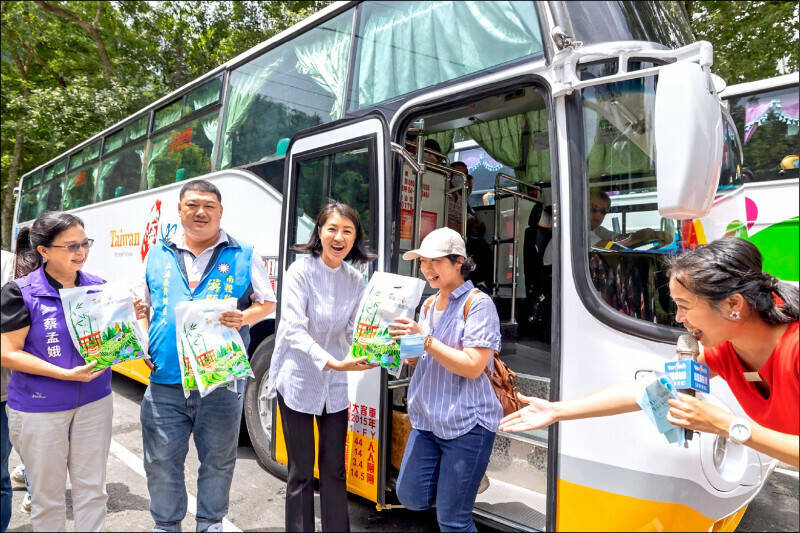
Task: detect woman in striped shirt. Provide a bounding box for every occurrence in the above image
[390,227,502,532]
[267,202,375,532]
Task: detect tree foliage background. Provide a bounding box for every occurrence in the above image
[1,0,798,248]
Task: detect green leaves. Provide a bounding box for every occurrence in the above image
[685,1,799,84]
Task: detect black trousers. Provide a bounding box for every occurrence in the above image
[277,394,350,532]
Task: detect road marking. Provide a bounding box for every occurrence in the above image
[109,439,243,532]
[774,467,799,479]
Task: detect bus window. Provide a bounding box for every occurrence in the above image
[43,164,55,182]
[104,129,126,154]
[153,99,182,132]
[580,65,745,328]
[718,113,743,191]
[728,85,799,182]
[17,188,39,223]
[184,77,221,116]
[54,159,66,176]
[291,144,374,258]
[219,9,354,170]
[97,142,145,201]
[126,115,148,142]
[63,164,98,209]
[38,176,64,213]
[350,1,542,110]
[331,148,371,241]
[84,141,100,163]
[145,111,219,189]
[69,149,84,170]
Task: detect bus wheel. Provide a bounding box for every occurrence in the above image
[244,334,288,480]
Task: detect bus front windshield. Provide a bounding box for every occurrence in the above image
[580,64,743,328]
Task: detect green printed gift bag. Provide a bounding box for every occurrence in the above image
[59,283,149,369]
[350,272,426,377]
[175,297,254,397]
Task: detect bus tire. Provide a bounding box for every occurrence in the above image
[244,334,288,481]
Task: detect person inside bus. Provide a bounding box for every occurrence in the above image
[1,212,112,532]
[266,201,376,532]
[500,238,799,467]
[588,188,669,249]
[389,227,502,532]
[133,179,276,532]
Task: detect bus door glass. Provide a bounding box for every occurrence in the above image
[391,85,555,531]
[277,115,388,504]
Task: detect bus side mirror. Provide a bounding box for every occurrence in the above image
[654,62,722,220]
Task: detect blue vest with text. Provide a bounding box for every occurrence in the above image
[145,236,254,385]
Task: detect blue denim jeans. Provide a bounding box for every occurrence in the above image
[141,382,245,532]
[396,424,495,532]
[1,402,11,533]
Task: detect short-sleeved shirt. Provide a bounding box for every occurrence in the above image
[703,321,799,435]
[406,280,502,439]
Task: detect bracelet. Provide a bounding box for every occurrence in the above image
[423,334,434,351]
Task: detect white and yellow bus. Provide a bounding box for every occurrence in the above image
[12,2,779,530]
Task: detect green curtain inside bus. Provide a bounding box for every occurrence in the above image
[97,159,119,200]
[353,1,543,108]
[220,54,286,169]
[294,11,352,121]
[460,110,550,183]
[192,97,219,154]
[426,131,455,158]
[127,116,148,142]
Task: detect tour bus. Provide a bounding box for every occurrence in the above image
[719,73,799,283]
[12,2,777,530]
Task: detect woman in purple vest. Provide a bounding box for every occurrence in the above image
[0,212,111,532]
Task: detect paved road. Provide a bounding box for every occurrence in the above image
[5,374,798,532]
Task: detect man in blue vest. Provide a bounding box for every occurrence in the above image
[135,179,275,532]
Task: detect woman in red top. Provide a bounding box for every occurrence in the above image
[500,238,799,466]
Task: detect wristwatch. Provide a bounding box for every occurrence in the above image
[727,417,752,445]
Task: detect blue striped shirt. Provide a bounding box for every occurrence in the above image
[407,281,502,439]
[267,255,366,415]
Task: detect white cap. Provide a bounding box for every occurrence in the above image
[402,227,467,260]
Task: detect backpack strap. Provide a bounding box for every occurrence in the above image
[423,294,436,318]
[462,288,482,321]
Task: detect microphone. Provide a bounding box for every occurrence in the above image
[665,334,709,441]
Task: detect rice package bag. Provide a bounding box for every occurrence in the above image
[350,272,426,377]
[175,298,254,397]
[59,283,148,369]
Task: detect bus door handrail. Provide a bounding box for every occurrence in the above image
[391,142,469,277]
[492,173,542,326]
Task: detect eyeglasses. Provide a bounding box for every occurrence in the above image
[590,206,609,215]
[48,239,94,253]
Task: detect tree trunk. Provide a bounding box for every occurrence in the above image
[1,128,24,250]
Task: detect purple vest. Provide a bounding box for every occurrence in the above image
[7,266,111,413]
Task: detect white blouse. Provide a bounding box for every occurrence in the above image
[267,255,365,415]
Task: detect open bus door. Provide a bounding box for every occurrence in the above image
[271,114,393,506]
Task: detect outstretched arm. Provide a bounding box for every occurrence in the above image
[499,381,640,432]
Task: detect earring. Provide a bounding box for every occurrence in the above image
[730,310,741,320]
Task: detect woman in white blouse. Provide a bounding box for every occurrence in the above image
[267,202,375,532]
